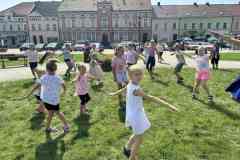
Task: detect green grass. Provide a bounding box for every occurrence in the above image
[1,68,240,160]
[221,52,240,61]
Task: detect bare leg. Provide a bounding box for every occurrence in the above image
[193,79,201,98]
[126,135,136,150]
[56,111,69,127]
[46,110,54,129]
[31,68,37,79]
[201,80,211,96]
[129,135,143,160]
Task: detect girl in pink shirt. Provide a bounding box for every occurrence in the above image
[73,64,97,114]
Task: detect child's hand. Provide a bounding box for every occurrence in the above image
[109,92,115,96]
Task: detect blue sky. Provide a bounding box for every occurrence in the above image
[0,0,238,11]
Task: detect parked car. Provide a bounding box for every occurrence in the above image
[20,43,35,51]
[45,42,63,51]
[62,42,73,50]
[91,42,104,52]
[35,43,46,52]
[73,43,85,51]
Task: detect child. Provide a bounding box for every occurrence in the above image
[110,64,178,160]
[156,43,164,63]
[29,60,69,133]
[24,44,38,79]
[89,44,104,86]
[146,41,157,79]
[125,44,138,67]
[210,44,220,70]
[192,47,213,102]
[112,46,128,106]
[73,64,98,114]
[171,43,186,84]
[58,44,75,79]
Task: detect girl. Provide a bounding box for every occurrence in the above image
[192,47,213,102]
[171,43,186,84]
[146,41,157,79]
[156,43,164,63]
[28,60,69,133]
[110,64,178,160]
[73,64,97,114]
[89,44,104,86]
[112,46,128,106]
[125,44,138,67]
[24,44,38,79]
[210,44,220,70]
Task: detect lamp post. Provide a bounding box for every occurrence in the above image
[138,16,141,47]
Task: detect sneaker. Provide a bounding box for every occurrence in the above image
[45,127,58,133]
[123,147,131,158]
[192,93,197,100]
[63,126,70,134]
[208,95,213,103]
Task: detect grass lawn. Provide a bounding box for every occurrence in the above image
[220,52,240,61]
[1,68,240,160]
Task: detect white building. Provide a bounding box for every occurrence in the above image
[28,1,61,44]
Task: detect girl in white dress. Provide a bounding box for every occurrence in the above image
[110,64,178,160]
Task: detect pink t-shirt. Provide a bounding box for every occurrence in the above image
[75,74,88,95]
[112,56,126,73]
[148,47,156,57]
[125,50,137,64]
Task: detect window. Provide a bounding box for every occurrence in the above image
[91,32,96,41]
[72,18,76,28]
[200,23,204,30]
[207,23,212,29]
[17,24,21,31]
[114,19,119,28]
[184,23,188,30]
[3,24,6,31]
[155,24,158,30]
[114,32,119,41]
[164,23,167,31]
[216,22,220,30]
[223,23,227,29]
[46,24,50,31]
[192,23,196,30]
[173,23,176,30]
[100,16,108,28]
[91,18,96,27]
[38,24,42,31]
[39,35,44,43]
[24,24,27,31]
[31,24,36,31]
[10,24,13,31]
[53,24,57,31]
[236,22,239,30]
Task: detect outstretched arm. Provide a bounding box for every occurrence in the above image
[134,89,179,112]
[109,87,127,96]
[24,84,41,99]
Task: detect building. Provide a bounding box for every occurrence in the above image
[152,3,240,42]
[0,2,34,47]
[58,0,152,44]
[28,1,61,44]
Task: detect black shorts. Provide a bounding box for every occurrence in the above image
[64,59,71,63]
[44,102,60,111]
[35,95,41,101]
[29,62,38,70]
[79,93,91,105]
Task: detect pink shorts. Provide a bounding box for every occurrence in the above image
[196,70,210,81]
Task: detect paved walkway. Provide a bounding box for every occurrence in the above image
[0,53,240,82]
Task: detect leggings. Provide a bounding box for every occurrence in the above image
[146,56,156,72]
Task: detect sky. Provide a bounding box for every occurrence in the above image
[0,0,239,11]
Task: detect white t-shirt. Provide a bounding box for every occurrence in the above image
[195,55,210,71]
[24,50,38,63]
[126,82,151,135]
[175,50,186,64]
[38,74,64,105]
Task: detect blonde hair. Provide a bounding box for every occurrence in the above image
[77,63,87,72]
[128,64,144,75]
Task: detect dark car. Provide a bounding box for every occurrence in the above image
[45,42,63,51]
[20,43,35,51]
[35,43,46,52]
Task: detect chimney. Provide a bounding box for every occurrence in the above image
[157,2,161,6]
[194,2,198,7]
[206,2,210,6]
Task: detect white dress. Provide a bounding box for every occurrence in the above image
[126,82,151,135]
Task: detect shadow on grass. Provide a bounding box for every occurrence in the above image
[196,98,240,120]
[30,113,45,130]
[71,114,91,144]
[218,69,235,73]
[178,82,193,92]
[22,81,34,88]
[35,133,65,160]
[152,79,169,86]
